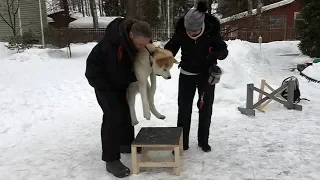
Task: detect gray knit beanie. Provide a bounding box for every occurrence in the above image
[184,1,208,31]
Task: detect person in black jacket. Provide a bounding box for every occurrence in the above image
[164,1,228,152]
[85,18,152,178]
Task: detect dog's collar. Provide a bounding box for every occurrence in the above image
[145,46,154,67]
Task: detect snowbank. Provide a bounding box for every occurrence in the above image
[303,63,320,80]
[213,39,273,105]
[68,16,122,28]
[0,42,15,58]
[70,11,84,20]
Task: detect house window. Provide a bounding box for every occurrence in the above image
[230,26,238,38]
[294,12,302,20]
[269,15,286,29]
[223,25,238,39]
[294,12,302,27]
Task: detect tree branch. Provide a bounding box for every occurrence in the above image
[0,12,14,29]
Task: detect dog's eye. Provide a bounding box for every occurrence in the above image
[164,69,167,71]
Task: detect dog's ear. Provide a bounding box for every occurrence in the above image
[155,57,166,67]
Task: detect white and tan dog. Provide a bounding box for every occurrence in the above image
[127,43,178,126]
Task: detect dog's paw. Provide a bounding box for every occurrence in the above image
[156,114,166,120]
[132,119,139,126]
[144,111,151,120]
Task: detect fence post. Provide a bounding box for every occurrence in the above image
[258,35,262,51]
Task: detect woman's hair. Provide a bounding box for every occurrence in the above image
[130,21,152,38]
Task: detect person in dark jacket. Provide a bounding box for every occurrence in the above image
[164,1,228,152]
[85,18,152,178]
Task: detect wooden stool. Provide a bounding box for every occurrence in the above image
[131,127,183,175]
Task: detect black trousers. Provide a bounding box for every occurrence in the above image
[177,73,215,148]
[94,88,135,162]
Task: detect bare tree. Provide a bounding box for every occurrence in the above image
[79,0,85,16]
[0,0,21,37]
[247,0,253,16]
[89,0,98,28]
[257,0,263,15]
[62,0,70,16]
[98,0,103,16]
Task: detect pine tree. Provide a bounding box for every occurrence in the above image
[295,0,320,57]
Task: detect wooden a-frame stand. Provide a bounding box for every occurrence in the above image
[238,79,303,116]
[255,79,286,112]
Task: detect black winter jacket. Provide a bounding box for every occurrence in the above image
[164,14,228,74]
[85,18,138,90]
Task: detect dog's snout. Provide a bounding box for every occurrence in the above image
[167,76,171,79]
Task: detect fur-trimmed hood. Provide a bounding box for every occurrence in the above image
[174,13,221,35]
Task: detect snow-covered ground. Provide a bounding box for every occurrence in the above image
[1,40,320,180]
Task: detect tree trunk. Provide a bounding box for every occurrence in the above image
[247,0,253,41]
[247,0,253,16]
[80,0,85,16]
[71,0,77,11]
[125,0,137,19]
[98,0,103,16]
[89,0,99,28]
[62,0,69,16]
[59,0,64,9]
[257,0,263,15]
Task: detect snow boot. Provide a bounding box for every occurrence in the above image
[106,160,130,178]
[198,143,211,152]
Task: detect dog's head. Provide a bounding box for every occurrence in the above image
[147,45,179,79]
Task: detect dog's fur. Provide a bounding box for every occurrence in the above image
[127,43,179,126]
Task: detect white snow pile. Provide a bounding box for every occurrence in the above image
[1,40,320,180]
[68,16,122,28]
[70,11,84,20]
[0,42,15,58]
[303,62,320,80]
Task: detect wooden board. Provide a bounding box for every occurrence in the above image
[132,127,182,146]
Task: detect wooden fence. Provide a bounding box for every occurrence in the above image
[47,27,297,47]
[47,27,175,47]
[222,28,297,43]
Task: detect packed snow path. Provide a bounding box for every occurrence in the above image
[1,40,320,180]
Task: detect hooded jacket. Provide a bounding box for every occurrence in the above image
[85,18,138,90]
[164,14,228,74]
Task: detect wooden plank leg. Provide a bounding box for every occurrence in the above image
[257,79,266,104]
[131,146,139,174]
[179,134,183,156]
[173,146,180,176]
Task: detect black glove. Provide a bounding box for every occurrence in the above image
[207,65,222,85]
[207,47,229,62]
